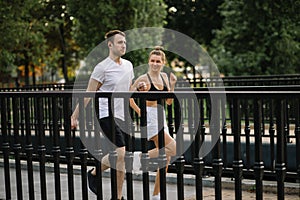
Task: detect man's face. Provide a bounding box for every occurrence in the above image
[109,34,126,57]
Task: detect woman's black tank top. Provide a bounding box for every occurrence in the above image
[146,73,168,101]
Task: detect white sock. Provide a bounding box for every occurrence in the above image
[133,151,141,172]
[152,193,160,200]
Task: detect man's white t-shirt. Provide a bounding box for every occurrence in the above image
[90,57,134,121]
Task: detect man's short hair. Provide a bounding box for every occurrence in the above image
[105,30,125,43]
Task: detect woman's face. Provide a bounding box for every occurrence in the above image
[148,54,164,72]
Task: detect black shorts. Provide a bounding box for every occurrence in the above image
[99,117,127,148]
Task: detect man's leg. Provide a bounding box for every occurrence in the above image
[90,147,125,199]
[115,146,126,199]
[90,154,110,176]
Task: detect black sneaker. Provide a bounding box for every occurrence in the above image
[87,168,97,195]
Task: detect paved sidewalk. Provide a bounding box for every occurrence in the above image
[0,162,299,199]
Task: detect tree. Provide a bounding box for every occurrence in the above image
[0,0,48,86]
[42,0,79,83]
[0,0,79,86]
[210,0,300,75]
[161,0,224,79]
[164,0,223,47]
[66,0,167,68]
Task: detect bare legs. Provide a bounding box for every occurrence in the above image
[148,132,176,196]
[91,146,125,199]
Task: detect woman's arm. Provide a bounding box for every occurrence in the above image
[165,72,177,105]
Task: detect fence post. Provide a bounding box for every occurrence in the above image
[1,97,11,199]
[295,99,300,192]
[211,95,222,200]
[78,96,88,200]
[124,96,134,200]
[12,97,23,200]
[157,98,167,200]
[24,96,35,200]
[51,96,62,200]
[221,97,228,168]
[167,104,174,137]
[63,95,75,200]
[94,96,104,200]
[140,97,150,200]
[108,96,118,200]
[174,97,185,200]
[275,99,287,200]
[243,100,251,170]
[35,96,47,200]
[194,97,204,200]
[254,99,264,200]
[269,100,276,171]
[232,98,243,200]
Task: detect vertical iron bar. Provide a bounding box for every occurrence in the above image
[211,95,222,200]
[78,96,88,200]
[261,100,265,135]
[244,100,251,170]
[275,99,287,200]
[253,99,264,200]
[232,98,243,200]
[52,96,61,200]
[1,97,11,199]
[63,95,75,200]
[221,98,227,169]
[140,98,150,200]
[108,96,118,200]
[24,96,35,200]
[94,96,103,200]
[124,96,134,200]
[285,103,290,144]
[167,104,174,137]
[194,97,204,200]
[12,97,23,200]
[269,100,275,171]
[174,97,184,200]
[36,96,47,200]
[295,99,300,194]
[157,98,167,200]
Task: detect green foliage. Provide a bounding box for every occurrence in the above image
[0,0,48,74]
[0,0,78,85]
[2,0,299,84]
[165,0,223,47]
[210,0,300,75]
[67,0,167,67]
[161,0,224,78]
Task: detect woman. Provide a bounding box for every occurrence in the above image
[130,46,177,200]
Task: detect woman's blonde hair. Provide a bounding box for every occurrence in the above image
[149,46,166,63]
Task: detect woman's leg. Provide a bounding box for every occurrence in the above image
[148,132,176,158]
[148,133,176,196]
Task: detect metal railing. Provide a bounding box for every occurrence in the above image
[0,88,299,200]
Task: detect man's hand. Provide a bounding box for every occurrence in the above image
[71,116,78,130]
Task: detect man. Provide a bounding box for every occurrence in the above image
[71,30,134,200]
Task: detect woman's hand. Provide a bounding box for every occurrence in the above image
[137,81,147,91]
[169,72,177,89]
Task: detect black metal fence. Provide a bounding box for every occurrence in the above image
[0,88,300,200]
[178,74,300,88]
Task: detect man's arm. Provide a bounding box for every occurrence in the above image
[71,78,102,129]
